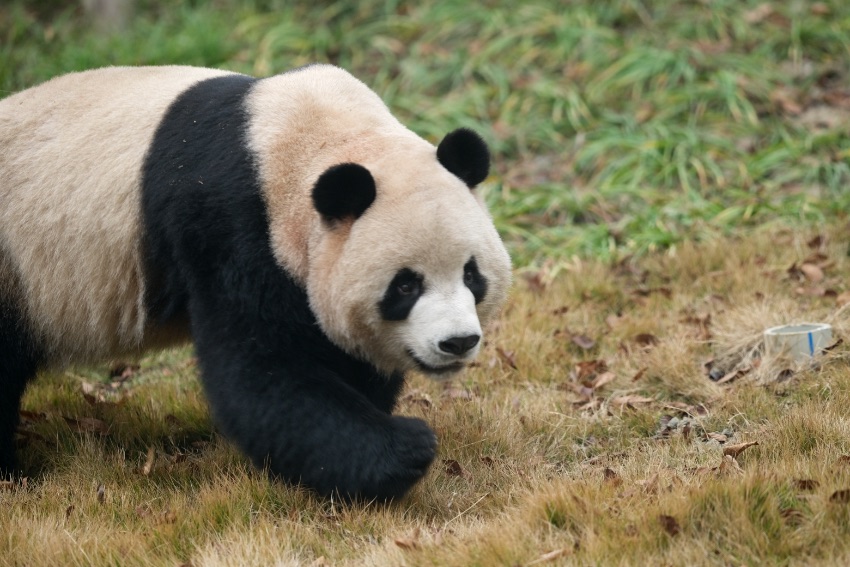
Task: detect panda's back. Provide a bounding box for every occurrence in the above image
[0,66,231,364]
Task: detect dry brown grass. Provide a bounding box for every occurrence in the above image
[4,224,850,566]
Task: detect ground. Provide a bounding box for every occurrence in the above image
[4,226,850,566]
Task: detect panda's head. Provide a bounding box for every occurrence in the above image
[306,128,511,378]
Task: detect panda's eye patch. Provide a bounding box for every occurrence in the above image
[463,257,488,304]
[380,268,424,321]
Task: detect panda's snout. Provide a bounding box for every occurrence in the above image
[438,334,480,356]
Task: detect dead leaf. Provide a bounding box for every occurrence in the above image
[723,441,759,459]
[658,514,681,536]
[63,416,109,435]
[441,387,473,401]
[707,432,728,443]
[142,447,156,476]
[611,395,654,408]
[640,472,660,494]
[394,526,421,550]
[718,454,743,475]
[19,410,47,423]
[65,505,75,520]
[631,367,647,382]
[571,334,596,350]
[771,87,803,115]
[400,390,433,409]
[443,459,466,477]
[682,422,692,441]
[795,285,828,297]
[811,2,830,15]
[744,3,773,24]
[592,371,616,390]
[605,314,623,329]
[632,287,672,299]
[574,360,607,382]
[808,234,826,249]
[830,489,850,504]
[496,347,517,369]
[603,467,622,486]
[634,333,659,348]
[529,549,571,564]
[523,272,547,293]
[793,479,820,491]
[716,366,751,385]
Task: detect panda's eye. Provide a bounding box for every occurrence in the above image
[463,269,475,286]
[398,280,420,295]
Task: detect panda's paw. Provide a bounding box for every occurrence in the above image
[389,415,437,473]
[364,415,436,501]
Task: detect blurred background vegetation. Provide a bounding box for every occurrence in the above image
[3,0,849,266]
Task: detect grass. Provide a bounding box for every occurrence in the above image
[3,0,850,564]
[5,225,850,565]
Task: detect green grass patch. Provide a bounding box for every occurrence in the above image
[3,0,850,264]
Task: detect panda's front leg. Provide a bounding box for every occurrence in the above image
[191,330,437,501]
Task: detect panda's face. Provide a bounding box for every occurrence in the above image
[378,256,486,376]
[306,130,511,378]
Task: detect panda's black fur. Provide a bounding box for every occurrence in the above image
[139,73,429,499]
[0,65,510,502]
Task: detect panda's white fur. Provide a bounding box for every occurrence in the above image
[0,66,229,363]
[0,64,511,500]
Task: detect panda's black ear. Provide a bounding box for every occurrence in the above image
[312,163,376,223]
[437,128,490,188]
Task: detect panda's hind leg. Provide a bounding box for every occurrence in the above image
[0,302,40,479]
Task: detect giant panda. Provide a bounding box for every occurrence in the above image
[0,64,511,501]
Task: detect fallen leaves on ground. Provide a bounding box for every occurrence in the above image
[658,514,681,537]
[443,459,466,478]
[793,479,820,491]
[141,447,156,476]
[496,347,518,369]
[571,334,597,350]
[830,490,850,504]
[723,441,759,459]
[528,548,571,564]
[718,454,744,476]
[634,333,659,348]
[394,527,421,550]
[610,395,654,408]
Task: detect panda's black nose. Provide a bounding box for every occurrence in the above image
[439,334,481,356]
